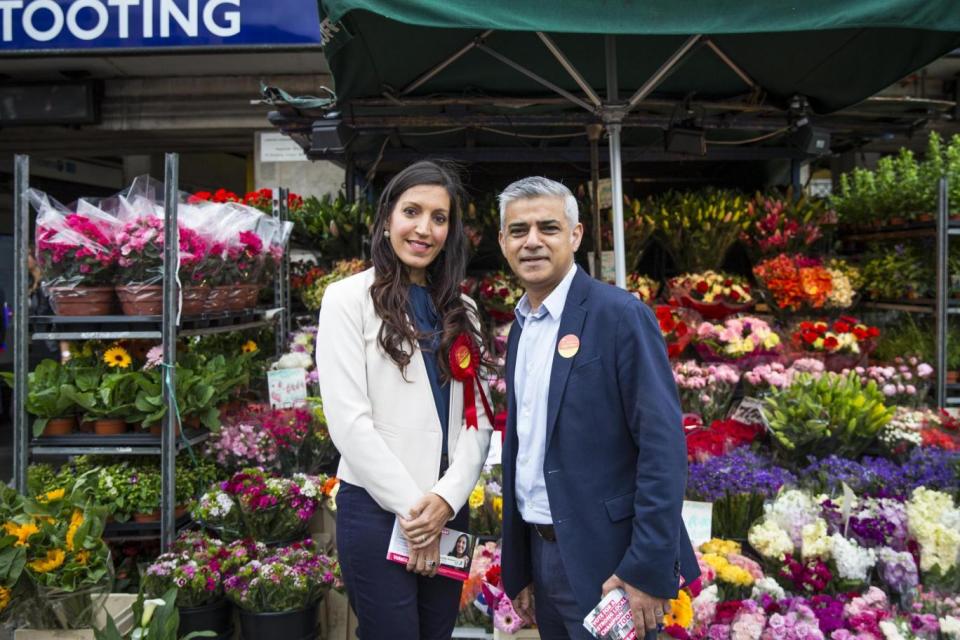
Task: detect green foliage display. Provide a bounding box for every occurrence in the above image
[289,192,373,262]
[860,243,934,301]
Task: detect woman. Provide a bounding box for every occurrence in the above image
[451,534,470,560]
[316,161,492,640]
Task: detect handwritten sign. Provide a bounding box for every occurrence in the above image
[267,368,307,408]
[728,396,769,430]
[682,500,713,549]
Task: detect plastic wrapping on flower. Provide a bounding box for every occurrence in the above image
[30,189,122,314]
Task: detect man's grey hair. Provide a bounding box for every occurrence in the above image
[497,176,579,230]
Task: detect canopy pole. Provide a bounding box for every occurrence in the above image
[626,35,703,110]
[704,38,759,91]
[477,43,596,113]
[604,35,627,289]
[537,32,602,109]
[588,124,604,279]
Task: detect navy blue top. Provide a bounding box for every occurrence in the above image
[409,284,450,472]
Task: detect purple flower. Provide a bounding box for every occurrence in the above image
[688,448,796,501]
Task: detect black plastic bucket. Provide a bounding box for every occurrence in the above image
[179,598,233,639]
[238,601,320,640]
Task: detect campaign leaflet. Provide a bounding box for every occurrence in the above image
[386,519,476,581]
[583,588,636,640]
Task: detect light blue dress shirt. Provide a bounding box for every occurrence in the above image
[513,263,578,525]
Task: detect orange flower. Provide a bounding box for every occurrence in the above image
[322,476,340,497]
[799,267,833,308]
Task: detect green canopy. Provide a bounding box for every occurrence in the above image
[320,0,960,111]
[277,0,960,286]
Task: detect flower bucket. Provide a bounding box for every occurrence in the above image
[179,598,233,639]
[42,416,77,436]
[238,602,320,640]
[94,419,128,435]
[78,419,95,433]
[182,285,211,316]
[116,284,162,316]
[48,285,116,316]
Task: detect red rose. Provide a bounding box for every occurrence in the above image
[485,565,502,586]
[696,281,709,294]
[852,327,867,340]
[730,290,741,301]
[498,287,509,297]
[724,279,733,286]
[833,321,851,333]
[823,336,839,350]
[868,326,880,337]
[799,321,814,331]
[675,322,688,337]
[814,322,828,333]
[802,330,819,345]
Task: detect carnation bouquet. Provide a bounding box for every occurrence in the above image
[223,540,339,613]
[672,360,741,425]
[693,316,782,367]
[668,271,753,320]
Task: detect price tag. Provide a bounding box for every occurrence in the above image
[682,500,713,549]
[267,368,308,408]
[728,396,770,430]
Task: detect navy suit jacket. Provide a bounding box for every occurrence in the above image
[501,266,700,613]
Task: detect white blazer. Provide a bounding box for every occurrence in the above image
[315,268,493,519]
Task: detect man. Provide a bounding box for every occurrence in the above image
[497,177,699,640]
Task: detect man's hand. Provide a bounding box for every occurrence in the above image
[399,493,454,550]
[405,537,441,577]
[601,574,670,634]
[511,584,536,626]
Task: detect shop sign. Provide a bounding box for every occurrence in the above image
[0,0,322,52]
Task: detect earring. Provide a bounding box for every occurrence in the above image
[383,230,390,238]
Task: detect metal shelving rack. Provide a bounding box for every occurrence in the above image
[841,177,953,408]
[11,153,283,548]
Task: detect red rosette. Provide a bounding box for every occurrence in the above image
[449,333,495,432]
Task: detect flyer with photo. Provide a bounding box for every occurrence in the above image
[386,519,476,581]
[583,587,637,640]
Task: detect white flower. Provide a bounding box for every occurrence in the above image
[750,576,785,601]
[829,534,876,582]
[940,615,960,638]
[273,352,313,370]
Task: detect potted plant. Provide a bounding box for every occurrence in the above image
[223,539,339,640]
[126,466,162,522]
[95,587,217,640]
[861,244,933,301]
[144,532,232,639]
[34,210,119,316]
[2,360,93,437]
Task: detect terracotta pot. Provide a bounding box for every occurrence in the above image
[917,213,934,222]
[204,286,232,313]
[94,418,128,435]
[175,505,190,519]
[48,285,116,316]
[133,510,160,523]
[42,416,76,436]
[116,284,163,316]
[148,420,182,436]
[78,419,95,433]
[182,285,210,316]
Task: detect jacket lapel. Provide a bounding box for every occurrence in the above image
[545,268,591,448]
[505,319,522,458]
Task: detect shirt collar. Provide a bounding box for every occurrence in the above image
[515,262,578,327]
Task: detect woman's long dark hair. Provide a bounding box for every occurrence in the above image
[370,160,484,381]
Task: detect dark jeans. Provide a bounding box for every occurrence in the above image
[530,529,659,640]
[336,480,469,640]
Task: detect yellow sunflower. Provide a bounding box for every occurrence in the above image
[241,340,258,354]
[103,346,132,369]
[74,551,90,566]
[468,485,485,509]
[664,590,693,629]
[28,548,65,573]
[3,520,39,547]
[65,510,84,552]
[36,488,65,504]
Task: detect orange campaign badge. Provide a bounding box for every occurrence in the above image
[557,334,580,358]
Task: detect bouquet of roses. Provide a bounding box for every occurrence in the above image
[693,316,782,366]
[789,317,879,370]
[668,271,753,319]
[753,253,834,313]
[477,271,525,324]
[626,273,659,303]
[656,305,699,359]
[221,469,324,543]
[144,532,228,607]
[673,360,741,425]
[223,540,340,613]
